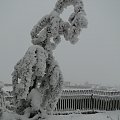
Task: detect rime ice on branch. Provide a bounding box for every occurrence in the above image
[11,0,87,119]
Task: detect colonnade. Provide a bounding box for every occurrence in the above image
[55,90,120,111]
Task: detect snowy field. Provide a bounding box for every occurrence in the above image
[48,111,120,120]
[1,110,120,120]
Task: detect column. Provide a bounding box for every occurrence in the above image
[72,98,74,111]
[97,98,99,110]
[86,97,87,110]
[107,99,109,110]
[72,98,74,110]
[62,99,63,111]
[63,98,65,111]
[75,98,76,110]
[117,98,119,110]
[93,98,95,110]
[72,98,73,111]
[66,98,68,110]
[85,97,86,110]
[65,98,66,111]
[113,99,115,110]
[98,98,100,110]
[79,97,81,110]
[108,98,110,110]
[95,98,97,110]
[77,98,79,110]
[68,98,70,110]
[71,98,72,111]
[67,98,69,111]
[104,99,106,110]
[105,99,107,111]
[111,99,114,110]
[101,98,103,110]
[99,99,101,110]
[66,98,67,110]
[74,98,75,110]
[76,98,77,110]
[89,97,91,110]
[93,97,95,110]
[113,98,116,110]
[64,98,66,111]
[60,99,62,111]
[81,97,83,110]
[102,99,104,110]
[84,98,86,110]
[90,97,92,110]
[69,98,71,110]
[115,99,117,110]
[82,98,84,110]
[70,98,71,110]
[80,98,81,110]
[110,99,112,110]
[84,97,86,110]
[107,98,109,110]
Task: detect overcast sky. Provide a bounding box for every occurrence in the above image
[0,0,120,87]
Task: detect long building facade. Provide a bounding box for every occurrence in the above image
[55,88,120,111]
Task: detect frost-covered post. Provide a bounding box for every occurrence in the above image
[11,0,87,119]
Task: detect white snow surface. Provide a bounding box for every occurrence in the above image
[0,111,120,120]
[1,110,120,120]
[48,111,120,120]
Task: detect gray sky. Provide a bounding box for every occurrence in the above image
[0,0,120,86]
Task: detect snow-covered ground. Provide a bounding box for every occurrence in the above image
[48,111,120,120]
[1,110,120,120]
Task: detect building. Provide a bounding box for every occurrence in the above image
[56,88,120,111]
[55,82,120,111]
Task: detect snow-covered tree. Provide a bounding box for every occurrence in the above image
[2,0,87,119]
